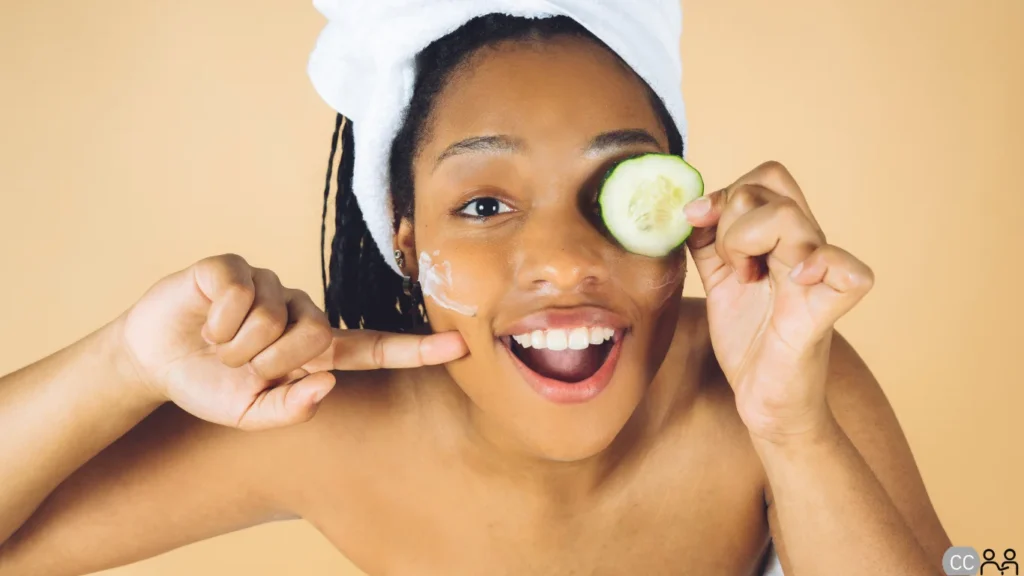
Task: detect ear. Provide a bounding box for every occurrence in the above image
[393,216,418,278]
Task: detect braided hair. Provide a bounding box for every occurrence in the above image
[321,14,683,333]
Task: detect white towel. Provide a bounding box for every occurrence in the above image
[308,0,689,275]
[763,542,785,576]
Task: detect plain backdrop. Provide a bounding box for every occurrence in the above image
[1,1,1021,574]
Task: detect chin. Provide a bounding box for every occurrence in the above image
[448,332,651,464]
[516,421,626,463]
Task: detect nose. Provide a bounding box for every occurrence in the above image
[513,210,611,293]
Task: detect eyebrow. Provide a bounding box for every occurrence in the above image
[433,135,523,171]
[432,128,663,171]
[583,129,663,157]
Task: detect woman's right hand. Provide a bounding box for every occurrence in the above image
[116,254,468,431]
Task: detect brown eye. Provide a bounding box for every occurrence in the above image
[458,197,512,218]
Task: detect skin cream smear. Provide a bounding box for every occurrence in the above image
[418,251,478,317]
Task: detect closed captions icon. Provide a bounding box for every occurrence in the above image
[944,547,1017,575]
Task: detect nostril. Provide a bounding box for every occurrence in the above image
[529,260,607,292]
[514,226,612,291]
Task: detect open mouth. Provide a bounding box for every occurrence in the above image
[499,326,625,403]
[506,327,615,382]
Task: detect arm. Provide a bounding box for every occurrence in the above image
[0,254,467,576]
[0,326,299,574]
[681,161,949,576]
[0,317,164,550]
[761,333,950,575]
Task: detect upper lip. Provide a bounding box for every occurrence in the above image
[496,306,630,337]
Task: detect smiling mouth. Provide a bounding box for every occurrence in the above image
[500,327,619,383]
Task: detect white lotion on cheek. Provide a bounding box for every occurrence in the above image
[645,263,686,307]
[418,251,478,317]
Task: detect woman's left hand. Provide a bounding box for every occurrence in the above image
[683,161,875,444]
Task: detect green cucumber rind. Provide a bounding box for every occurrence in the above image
[598,153,705,257]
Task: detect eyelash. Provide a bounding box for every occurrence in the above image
[455,197,515,220]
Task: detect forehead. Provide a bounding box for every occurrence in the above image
[420,35,667,152]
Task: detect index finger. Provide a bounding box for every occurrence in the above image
[314,329,469,371]
[733,161,822,232]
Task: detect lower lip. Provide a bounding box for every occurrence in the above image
[501,334,624,404]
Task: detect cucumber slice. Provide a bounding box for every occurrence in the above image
[598,153,704,257]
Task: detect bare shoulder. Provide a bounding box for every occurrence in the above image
[305,364,445,440]
[673,296,733,400]
[666,296,755,452]
[677,295,711,325]
[278,364,452,513]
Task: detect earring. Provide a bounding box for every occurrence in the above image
[402,275,425,328]
[395,250,425,328]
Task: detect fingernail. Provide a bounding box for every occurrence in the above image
[789,261,805,280]
[684,196,711,219]
[201,324,215,345]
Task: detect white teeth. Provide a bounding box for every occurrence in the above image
[547,329,568,351]
[512,327,616,351]
[531,330,546,349]
[568,327,590,350]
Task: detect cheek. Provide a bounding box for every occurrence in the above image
[608,250,688,312]
[416,235,513,333]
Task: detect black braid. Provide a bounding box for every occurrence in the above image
[323,14,683,333]
[319,114,342,307]
[323,117,415,332]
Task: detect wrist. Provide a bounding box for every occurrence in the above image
[748,405,842,454]
[101,313,168,409]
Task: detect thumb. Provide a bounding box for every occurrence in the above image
[234,370,336,431]
[683,189,728,286]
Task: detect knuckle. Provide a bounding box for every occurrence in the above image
[249,307,288,336]
[253,267,283,288]
[289,287,318,309]
[759,160,789,177]
[294,323,333,356]
[196,253,254,295]
[729,186,759,211]
[774,199,805,224]
[227,282,256,304]
[289,289,331,332]
[215,253,249,271]
[249,351,280,378]
[309,323,334,352]
[288,401,319,425]
[371,332,387,368]
[858,264,876,290]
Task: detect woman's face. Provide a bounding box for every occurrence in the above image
[399,36,685,461]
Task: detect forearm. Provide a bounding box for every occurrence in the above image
[754,414,940,576]
[0,314,163,545]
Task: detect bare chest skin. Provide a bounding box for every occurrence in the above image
[303,396,771,575]
[291,309,773,575]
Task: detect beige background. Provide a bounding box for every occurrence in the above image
[1,1,1020,574]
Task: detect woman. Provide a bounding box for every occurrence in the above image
[0,4,950,576]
